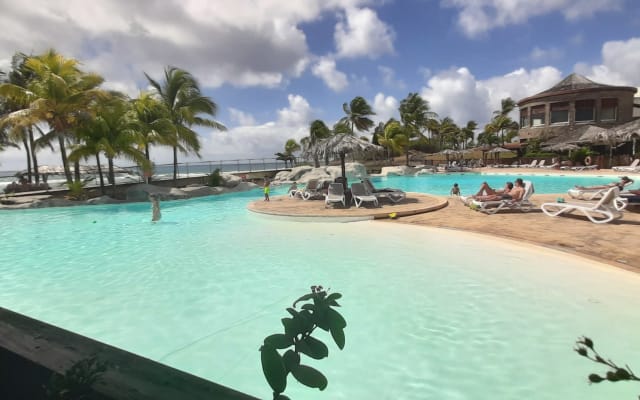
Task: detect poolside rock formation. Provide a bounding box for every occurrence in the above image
[273,163,369,183]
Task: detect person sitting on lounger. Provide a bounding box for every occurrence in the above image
[474,179,524,202]
[574,176,633,190]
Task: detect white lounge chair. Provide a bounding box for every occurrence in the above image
[520,160,538,168]
[301,179,323,200]
[571,164,598,171]
[468,180,535,214]
[536,160,546,168]
[325,183,346,208]
[541,187,624,224]
[351,182,379,208]
[612,159,639,172]
[361,178,406,204]
[567,179,633,200]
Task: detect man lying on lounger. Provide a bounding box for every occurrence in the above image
[473,179,525,202]
[574,176,633,190]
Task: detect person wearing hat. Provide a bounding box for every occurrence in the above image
[574,176,633,190]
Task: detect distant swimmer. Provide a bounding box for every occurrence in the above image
[149,193,161,222]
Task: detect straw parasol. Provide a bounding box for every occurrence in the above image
[305,134,383,180]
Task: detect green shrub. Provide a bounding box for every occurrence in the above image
[569,147,596,164]
[66,181,87,200]
[207,169,223,187]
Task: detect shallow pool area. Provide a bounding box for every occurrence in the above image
[2,178,640,399]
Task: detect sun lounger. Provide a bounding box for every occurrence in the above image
[536,160,546,168]
[301,179,324,200]
[351,182,379,208]
[361,178,406,204]
[612,159,639,172]
[325,183,346,207]
[519,160,538,168]
[571,164,598,171]
[567,180,633,201]
[468,180,535,214]
[541,186,624,224]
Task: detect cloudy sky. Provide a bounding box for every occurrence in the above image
[1,0,640,171]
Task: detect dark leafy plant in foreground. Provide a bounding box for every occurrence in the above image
[45,356,108,399]
[575,336,639,398]
[207,168,222,187]
[260,285,346,400]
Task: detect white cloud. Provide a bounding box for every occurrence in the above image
[529,46,563,62]
[574,37,640,87]
[442,0,625,37]
[372,93,400,124]
[228,108,257,126]
[378,66,406,89]
[312,56,349,91]
[420,66,562,128]
[334,7,395,58]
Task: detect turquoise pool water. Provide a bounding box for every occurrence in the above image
[1,176,639,399]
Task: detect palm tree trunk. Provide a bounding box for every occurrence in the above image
[28,127,40,184]
[96,153,105,195]
[108,157,116,197]
[58,134,73,184]
[172,145,178,185]
[22,135,32,183]
[74,160,81,183]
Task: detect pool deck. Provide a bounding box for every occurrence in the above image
[249,190,640,271]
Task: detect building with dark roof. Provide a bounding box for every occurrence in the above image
[516,73,637,144]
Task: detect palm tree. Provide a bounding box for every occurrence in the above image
[303,120,331,167]
[399,92,438,141]
[460,120,477,149]
[131,92,174,162]
[490,97,519,145]
[145,66,226,184]
[275,139,300,167]
[340,96,375,134]
[0,49,106,184]
[439,117,460,149]
[378,119,410,165]
[69,95,149,196]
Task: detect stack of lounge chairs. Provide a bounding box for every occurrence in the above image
[361,178,406,204]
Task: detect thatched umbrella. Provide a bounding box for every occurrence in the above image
[542,143,580,152]
[306,134,383,181]
[609,119,640,155]
[486,146,515,163]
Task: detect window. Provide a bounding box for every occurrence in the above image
[519,109,529,127]
[575,100,595,122]
[550,102,569,124]
[601,98,618,121]
[531,105,545,126]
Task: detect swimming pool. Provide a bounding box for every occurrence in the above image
[1,177,639,399]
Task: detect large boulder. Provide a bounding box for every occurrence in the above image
[294,167,332,183]
[326,162,368,180]
[221,172,242,188]
[379,165,416,176]
[273,166,314,182]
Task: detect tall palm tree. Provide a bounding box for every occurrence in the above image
[69,95,149,196]
[131,91,174,162]
[304,119,331,167]
[460,120,477,149]
[378,118,410,164]
[145,66,226,184]
[340,96,375,134]
[490,97,519,145]
[399,92,438,141]
[275,139,301,167]
[0,49,106,184]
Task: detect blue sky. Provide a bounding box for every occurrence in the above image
[1,0,639,170]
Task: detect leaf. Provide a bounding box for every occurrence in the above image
[299,336,329,360]
[282,349,300,372]
[327,308,347,330]
[293,293,314,308]
[275,395,291,400]
[260,344,287,394]
[330,327,346,350]
[326,292,342,302]
[286,307,300,318]
[281,317,302,339]
[290,364,328,391]
[300,303,315,311]
[264,334,293,349]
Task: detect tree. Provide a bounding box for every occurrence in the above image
[145,66,226,184]
[460,120,477,149]
[489,97,519,145]
[69,95,149,196]
[275,139,300,168]
[0,49,106,185]
[378,119,410,164]
[399,92,437,142]
[340,96,375,134]
[303,120,331,167]
[131,92,174,164]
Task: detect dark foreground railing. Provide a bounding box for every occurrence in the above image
[0,307,259,400]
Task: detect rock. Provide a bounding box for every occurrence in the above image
[221,173,242,188]
[326,163,368,180]
[273,166,314,182]
[126,184,173,202]
[415,167,436,175]
[379,166,416,176]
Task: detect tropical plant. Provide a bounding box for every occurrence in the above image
[488,97,519,145]
[399,92,437,141]
[460,120,477,149]
[260,285,346,400]
[207,168,222,187]
[145,66,226,184]
[340,96,375,134]
[45,356,108,400]
[378,119,410,164]
[0,49,106,185]
[131,91,174,163]
[302,120,331,167]
[276,139,301,167]
[69,94,149,196]
[574,336,639,397]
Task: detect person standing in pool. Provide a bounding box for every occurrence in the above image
[149,194,161,222]
[450,183,460,196]
[263,178,270,202]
